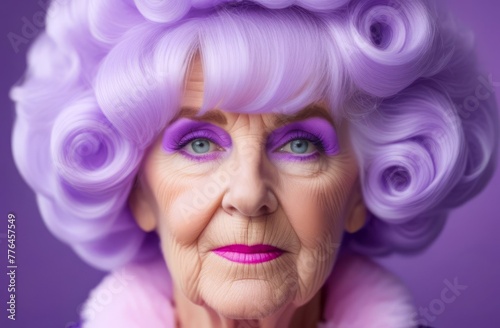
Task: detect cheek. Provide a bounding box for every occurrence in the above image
[276,169,355,299]
[279,171,349,247]
[164,184,220,244]
[149,160,227,245]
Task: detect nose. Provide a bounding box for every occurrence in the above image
[221,140,278,218]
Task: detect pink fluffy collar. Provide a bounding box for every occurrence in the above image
[81,252,418,327]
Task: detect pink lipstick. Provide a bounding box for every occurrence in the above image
[213,244,284,264]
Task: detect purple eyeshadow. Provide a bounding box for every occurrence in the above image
[162,118,232,159]
[266,117,340,160]
[162,116,339,162]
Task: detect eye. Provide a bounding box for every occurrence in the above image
[279,139,318,155]
[183,138,222,155]
[175,130,227,162]
[270,129,329,162]
[162,119,231,162]
[266,118,340,162]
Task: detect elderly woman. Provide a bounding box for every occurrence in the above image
[11,0,498,327]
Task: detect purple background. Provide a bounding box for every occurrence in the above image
[1,1,499,327]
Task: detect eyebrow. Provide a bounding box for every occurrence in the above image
[273,105,335,128]
[174,104,334,128]
[175,106,228,125]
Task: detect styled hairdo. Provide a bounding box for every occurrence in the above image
[11,0,498,270]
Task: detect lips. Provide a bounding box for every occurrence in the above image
[212,244,284,264]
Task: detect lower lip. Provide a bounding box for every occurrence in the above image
[213,250,283,264]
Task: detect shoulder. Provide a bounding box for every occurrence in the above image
[79,258,176,328]
[320,252,419,328]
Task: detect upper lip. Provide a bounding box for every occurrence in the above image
[213,244,284,253]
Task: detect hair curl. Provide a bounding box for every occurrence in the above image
[11,0,498,270]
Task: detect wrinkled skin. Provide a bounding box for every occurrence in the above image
[129,57,365,328]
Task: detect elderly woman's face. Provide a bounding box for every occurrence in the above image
[130,59,365,319]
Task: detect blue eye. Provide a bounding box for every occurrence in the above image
[162,120,232,162]
[180,137,224,159]
[280,139,318,154]
[189,138,212,154]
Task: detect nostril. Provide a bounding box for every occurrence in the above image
[222,198,276,218]
[252,205,271,218]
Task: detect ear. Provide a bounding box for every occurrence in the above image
[344,181,367,234]
[128,176,157,232]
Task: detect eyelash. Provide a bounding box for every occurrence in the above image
[274,130,326,162]
[174,129,327,162]
[174,129,226,162]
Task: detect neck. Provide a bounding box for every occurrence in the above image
[173,286,323,328]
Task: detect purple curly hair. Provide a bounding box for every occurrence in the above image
[11,0,498,270]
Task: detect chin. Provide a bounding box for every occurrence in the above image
[202,279,294,320]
